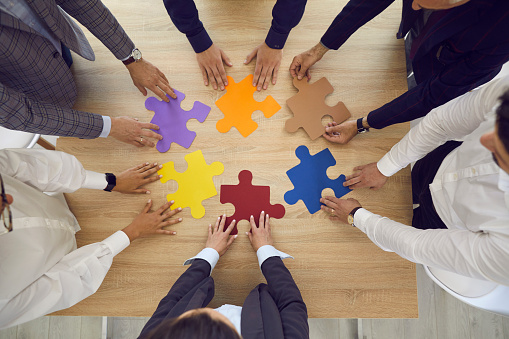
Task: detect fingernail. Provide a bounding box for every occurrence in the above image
[267,214,269,218]
[145,162,149,165]
[178,207,182,211]
[232,219,236,223]
[218,216,221,220]
[159,165,163,169]
[234,235,238,238]
[172,231,177,234]
[225,81,228,86]
[253,83,256,87]
[244,59,247,63]
[146,191,150,194]
[179,218,182,221]
[170,200,175,204]
[159,175,163,178]
[223,214,226,217]
[261,211,265,214]
[154,162,157,165]
[250,215,254,219]
[245,232,249,235]
[298,76,302,80]
[148,199,151,203]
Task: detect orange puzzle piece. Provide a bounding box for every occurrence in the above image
[286,77,351,140]
[216,74,281,137]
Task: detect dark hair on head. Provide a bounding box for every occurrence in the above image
[497,89,509,152]
[144,310,242,339]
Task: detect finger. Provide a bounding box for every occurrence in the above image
[226,234,237,247]
[246,230,253,242]
[135,84,148,96]
[142,199,152,213]
[155,229,177,235]
[158,69,169,83]
[289,58,299,78]
[253,64,262,88]
[208,67,218,90]
[214,215,221,233]
[162,217,182,226]
[142,163,161,176]
[140,122,160,131]
[297,65,308,80]
[135,162,150,171]
[157,80,176,101]
[258,67,269,91]
[345,171,361,181]
[219,214,228,232]
[272,65,279,85]
[217,63,228,89]
[353,164,367,172]
[249,214,257,232]
[245,49,257,65]
[306,69,311,80]
[140,129,163,142]
[220,49,233,68]
[137,135,155,148]
[262,68,272,90]
[266,212,271,233]
[162,207,182,220]
[208,224,213,237]
[132,188,150,194]
[224,219,236,235]
[259,211,265,228]
[149,84,168,103]
[157,200,174,215]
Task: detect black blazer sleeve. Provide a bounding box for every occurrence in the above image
[261,257,309,339]
[138,259,213,338]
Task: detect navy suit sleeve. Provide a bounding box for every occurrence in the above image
[139,259,212,338]
[265,0,308,49]
[261,257,309,339]
[162,0,213,53]
[367,43,509,129]
[320,0,396,50]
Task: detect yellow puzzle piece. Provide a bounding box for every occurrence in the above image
[216,74,281,137]
[158,150,224,219]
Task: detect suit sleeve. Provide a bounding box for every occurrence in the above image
[265,0,307,49]
[367,43,509,129]
[0,83,103,138]
[162,0,213,53]
[320,0,396,50]
[261,257,309,339]
[139,259,213,338]
[57,0,135,59]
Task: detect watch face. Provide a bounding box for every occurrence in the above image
[347,215,354,225]
[132,49,142,60]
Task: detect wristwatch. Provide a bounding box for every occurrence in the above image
[104,173,117,192]
[122,48,142,66]
[347,207,362,227]
[357,117,369,134]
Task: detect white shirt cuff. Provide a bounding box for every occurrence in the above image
[103,231,131,257]
[83,171,108,190]
[353,208,372,233]
[256,245,293,268]
[377,154,402,177]
[99,116,112,138]
[183,248,220,274]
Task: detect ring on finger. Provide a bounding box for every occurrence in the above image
[140,137,143,143]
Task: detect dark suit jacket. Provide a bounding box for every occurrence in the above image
[0,0,134,138]
[138,257,309,339]
[319,0,509,129]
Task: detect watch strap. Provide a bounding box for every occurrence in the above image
[122,56,136,66]
[104,173,116,192]
[349,206,362,226]
[357,118,369,133]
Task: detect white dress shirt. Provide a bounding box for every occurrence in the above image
[0,149,130,329]
[354,76,509,285]
[184,245,293,335]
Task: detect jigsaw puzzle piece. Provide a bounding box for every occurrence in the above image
[284,145,352,214]
[216,75,281,137]
[158,150,224,219]
[220,170,285,235]
[285,77,351,140]
[146,90,211,152]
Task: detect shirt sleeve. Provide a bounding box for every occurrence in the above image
[353,209,509,286]
[0,83,103,139]
[256,245,293,268]
[0,148,108,192]
[377,76,509,177]
[183,248,220,274]
[0,231,130,329]
[162,0,213,53]
[265,0,307,49]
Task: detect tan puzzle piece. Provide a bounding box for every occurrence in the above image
[285,77,351,140]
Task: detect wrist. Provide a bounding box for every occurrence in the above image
[313,42,329,58]
[122,224,139,242]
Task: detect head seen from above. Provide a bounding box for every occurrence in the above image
[480,89,509,175]
[145,308,241,339]
[411,0,470,10]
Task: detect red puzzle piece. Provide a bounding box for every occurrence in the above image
[220,170,285,235]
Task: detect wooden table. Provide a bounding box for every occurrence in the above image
[55,0,417,318]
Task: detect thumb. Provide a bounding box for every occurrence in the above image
[246,231,253,242]
[221,50,233,67]
[297,63,309,80]
[326,124,343,134]
[244,48,257,65]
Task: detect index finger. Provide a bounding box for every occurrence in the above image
[140,122,160,131]
[157,80,176,100]
[224,219,236,235]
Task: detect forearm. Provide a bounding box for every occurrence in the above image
[266,0,307,49]
[0,231,129,329]
[0,83,103,138]
[354,209,509,284]
[0,149,106,192]
[58,0,135,59]
[320,0,395,50]
[163,0,212,53]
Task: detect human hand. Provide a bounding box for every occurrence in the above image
[320,196,362,223]
[344,162,388,190]
[113,162,163,194]
[246,211,273,252]
[244,43,282,91]
[109,116,162,147]
[323,120,357,144]
[122,200,182,242]
[205,215,237,256]
[196,43,233,91]
[289,43,329,80]
[126,58,176,102]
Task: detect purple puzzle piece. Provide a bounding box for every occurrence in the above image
[145,90,211,152]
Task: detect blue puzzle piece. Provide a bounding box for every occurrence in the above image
[284,145,352,214]
[146,90,211,153]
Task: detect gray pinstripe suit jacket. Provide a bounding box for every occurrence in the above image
[0,0,134,138]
